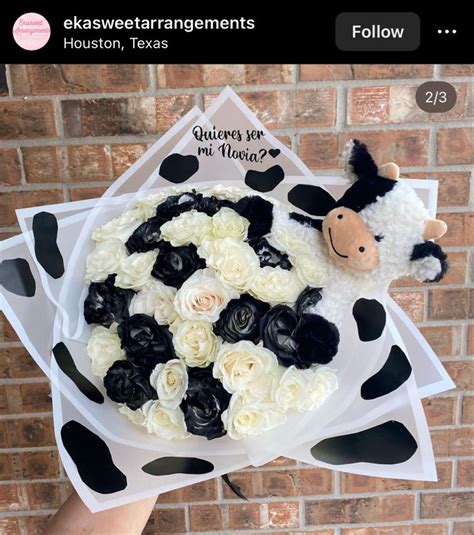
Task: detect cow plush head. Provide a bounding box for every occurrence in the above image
[321,140,448,283]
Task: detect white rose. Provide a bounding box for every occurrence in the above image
[213,341,279,399]
[250,267,304,305]
[293,254,330,287]
[134,192,168,220]
[198,238,259,292]
[171,320,220,367]
[160,210,212,246]
[222,395,286,440]
[211,208,249,240]
[87,326,125,378]
[149,359,188,409]
[273,366,315,411]
[115,251,157,290]
[118,404,146,426]
[129,280,177,325]
[85,239,128,283]
[174,269,238,322]
[299,367,338,411]
[92,209,144,243]
[142,400,190,440]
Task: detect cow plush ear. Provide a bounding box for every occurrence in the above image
[410,241,448,283]
[345,139,379,182]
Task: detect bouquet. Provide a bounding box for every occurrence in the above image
[0,88,454,511]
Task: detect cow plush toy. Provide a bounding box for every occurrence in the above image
[275,139,449,365]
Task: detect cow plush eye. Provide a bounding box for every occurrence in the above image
[359,246,365,253]
[375,235,384,242]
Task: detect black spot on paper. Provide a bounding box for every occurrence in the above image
[222,474,248,501]
[361,345,412,400]
[288,185,336,217]
[311,420,418,465]
[159,153,199,183]
[53,343,104,404]
[353,298,386,341]
[268,148,280,158]
[0,258,36,297]
[245,165,284,192]
[142,457,214,476]
[32,212,64,279]
[61,421,126,493]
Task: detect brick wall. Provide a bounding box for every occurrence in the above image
[0,64,472,534]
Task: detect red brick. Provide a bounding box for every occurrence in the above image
[299,130,429,169]
[244,64,294,84]
[23,514,53,534]
[468,326,474,355]
[189,504,223,531]
[69,186,108,201]
[68,145,112,181]
[0,189,64,226]
[342,526,448,535]
[300,64,433,80]
[159,478,217,503]
[0,148,21,185]
[0,517,21,535]
[5,417,55,448]
[431,428,474,456]
[111,143,147,177]
[228,503,261,529]
[254,469,296,497]
[22,146,64,183]
[0,348,45,379]
[297,467,334,494]
[391,291,425,322]
[24,481,61,510]
[0,483,27,512]
[437,213,473,247]
[429,289,471,321]
[348,86,390,125]
[267,502,300,529]
[263,456,296,468]
[421,491,473,518]
[420,326,461,357]
[437,128,474,165]
[306,495,414,525]
[0,100,57,140]
[154,508,186,533]
[423,397,457,426]
[155,95,195,134]
[405,172,470,207]
[457,459,473,488]
[0,313,20,342]
[0,452,16,480]
[443,361,474,391]
[11,64,149,95]
[454,521,474,535]
[443,65,474,76]
[341,461,452,493]
[20,450,59,479]
[462,395,474,424]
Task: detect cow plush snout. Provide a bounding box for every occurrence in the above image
[322,207,379,271]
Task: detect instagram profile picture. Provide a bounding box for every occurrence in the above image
[13,13,51,51]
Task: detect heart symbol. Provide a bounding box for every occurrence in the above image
[159,153,199,184]
[269,148,280,158]
[245,165,285,192]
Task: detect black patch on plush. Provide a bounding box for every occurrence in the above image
[310,420,418,465]
[410,241,448,283]
[159,154,199,183]
[353,298,386,341]
[32,212,64,279]
[248,237,292,270]
[288,185,336,216]
[361,345,412,400]
[142,457,214,476]
[53,342,104,404]
[234,196,273,239]
[289,212,323,231]
[61,421,127,493]
[0,258,36,297]
[335,140,396,212]
[245,165,284,192]
[295,287,323,316]
[294,313,339,365]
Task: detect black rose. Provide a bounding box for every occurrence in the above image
[117,314,175,371]
[151,242,205,288]
[234,196,273,239]
[125,217,163,254]
[295,286,323,316]
[155,192,198,223]
[193,194,235,216]
[214,294,270,343]
[260,305,304,368]
[248,237,292,270]
[84,274,134,327]
[180,366,231,440]
[293,313,339,365]
[103,360,157,410]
